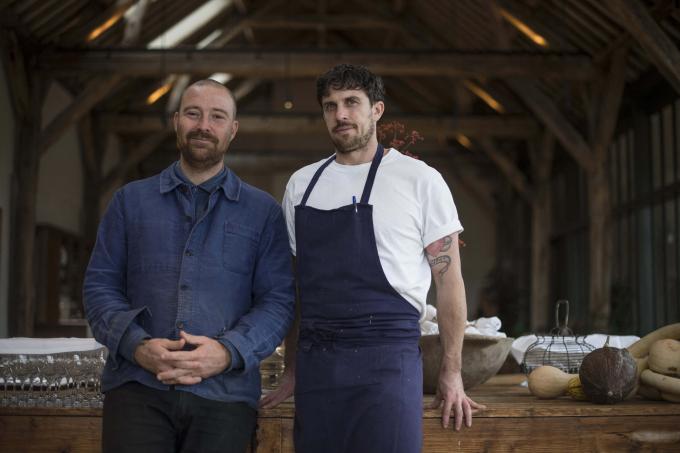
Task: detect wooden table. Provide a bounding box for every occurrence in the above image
[1,375,679,452]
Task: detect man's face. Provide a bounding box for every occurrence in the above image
[174,85,238,170]
[321,88,383,154]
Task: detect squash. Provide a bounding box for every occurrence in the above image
[661,392,680,403]
[528,365,576,399]
[628,356,649,399]
[640,369,680,396]
[648,339,680,377]
[627,323,680,358]
[579,342,637,404]
[566,376,587,401]
[638,383,662,400]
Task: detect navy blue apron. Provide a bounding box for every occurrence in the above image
[294,145,423,453]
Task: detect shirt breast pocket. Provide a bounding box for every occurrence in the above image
[223,221,260,274]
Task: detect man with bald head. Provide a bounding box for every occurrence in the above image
[84,80,295,453]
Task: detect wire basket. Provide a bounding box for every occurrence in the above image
[521,300,595,375]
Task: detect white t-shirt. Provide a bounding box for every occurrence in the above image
[282,148,463,319]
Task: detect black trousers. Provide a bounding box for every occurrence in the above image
[102,382,257,453]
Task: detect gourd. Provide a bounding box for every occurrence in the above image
[627,323,680,358]
[648,339,680,377]
[566,376,587,401]
[579,342,637,404]
[640,369,680,397]
[528,366,576,399]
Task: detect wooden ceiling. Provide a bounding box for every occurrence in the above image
[1,0,680,173]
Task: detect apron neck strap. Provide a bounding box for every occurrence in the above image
[360,144,384,204]
[299,144,384,207]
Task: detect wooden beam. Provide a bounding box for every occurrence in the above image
[37,49,595,79]
[240,15,400,29]
[528,130,555,331]
[211,0,285,47]
[507,79,593,171]
[593,46,629,160]
[606,0,680,94]
[478,138,533,204]
[100,131,171,194]
[39,75,122,155]
[98,113,539,138]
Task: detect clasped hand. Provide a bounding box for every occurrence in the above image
[134,331,231,385]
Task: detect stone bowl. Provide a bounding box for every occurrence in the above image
[420,334,514,392]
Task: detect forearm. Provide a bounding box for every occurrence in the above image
[436,276,467,373]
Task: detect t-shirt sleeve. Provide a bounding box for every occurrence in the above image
[421,170,464,248]
[282,178,297,256]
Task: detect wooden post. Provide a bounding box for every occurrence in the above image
[529,131,555,331]
[1,30,46,336]
[587,47,629,331]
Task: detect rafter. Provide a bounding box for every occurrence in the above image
[507,79,593,171]
[37,49,595,79]
[98,113,538,138]
[606,0,680,94]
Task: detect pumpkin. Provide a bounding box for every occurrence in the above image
[648,339,680,377]
[528,365,576,399]
[579,341,637,404]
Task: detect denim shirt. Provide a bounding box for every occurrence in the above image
[83,162,295,408]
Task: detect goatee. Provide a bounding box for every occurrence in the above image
[333,121,375,154]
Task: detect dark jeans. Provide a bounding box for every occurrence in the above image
[102,382,257,453]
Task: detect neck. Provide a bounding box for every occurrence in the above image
[335,136,383,165]
[179,159,224,185]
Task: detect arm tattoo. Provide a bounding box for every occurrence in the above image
[428,256,451,276]
[425,235,454,277]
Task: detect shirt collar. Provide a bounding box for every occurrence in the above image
[159,161,241,201]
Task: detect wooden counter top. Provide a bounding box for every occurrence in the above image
[2,374,680,452]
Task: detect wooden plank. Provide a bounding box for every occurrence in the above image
[606,0,680,94]
[422,416,680,452]
[98,113,539,138]
[36,49,595,79]
[254,418,283,452]
[0,415,102,453]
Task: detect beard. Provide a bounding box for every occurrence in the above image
[176,129,229,170]
[331,121,375,154]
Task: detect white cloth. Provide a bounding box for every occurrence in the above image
[283,148,463,318]
[0,337,104,355]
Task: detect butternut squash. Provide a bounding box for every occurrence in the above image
[528,365,576,399]
[661,392,680,403]
[648,339,680,377]
[627,323,680,358]
[640,369,680,396]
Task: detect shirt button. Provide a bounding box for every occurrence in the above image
[180,284,189,291]
[185,215,192,222]
[176,321,185,329]
[185,250,193,256]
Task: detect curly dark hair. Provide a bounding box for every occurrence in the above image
[316,64,385,106]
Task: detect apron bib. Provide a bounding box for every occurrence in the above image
[294,145,423,453]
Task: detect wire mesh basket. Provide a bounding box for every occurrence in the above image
[521,300,595,375]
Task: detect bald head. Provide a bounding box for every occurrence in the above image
[179,79,237,118]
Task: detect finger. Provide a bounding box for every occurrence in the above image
[441,397,453,429]
[454,399,463,431]
[157,367,195,381]
[180,330,207,345]
[468,399,487,411]
[161,350,199,362]
[159,338,186,350]
[162,375,202,385]
[463,399,472,428]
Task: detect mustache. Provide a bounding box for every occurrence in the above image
[333,122,356,132]
[186,130,218,143]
